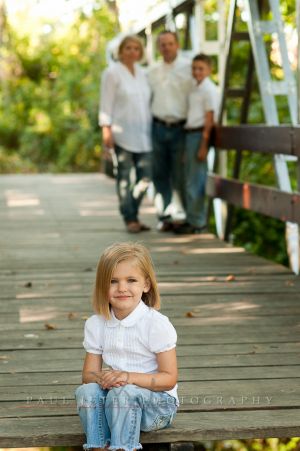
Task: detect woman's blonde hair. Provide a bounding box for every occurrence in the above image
[118,35,144,61]
[93,242,160,319]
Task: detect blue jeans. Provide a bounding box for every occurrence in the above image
[152,121,185,220]
[115,145,152,223]
[184,131,207,228]
[75,383,177,451]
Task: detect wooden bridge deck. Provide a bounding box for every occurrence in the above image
[0,173,300,447]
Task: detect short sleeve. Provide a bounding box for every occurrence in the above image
[203,89,216,113]
[203,85,220,118]
[148,313,177,354]
[83,315,104,355]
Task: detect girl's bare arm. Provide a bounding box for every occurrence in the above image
[100,348,178,391]
[82,352,103,384]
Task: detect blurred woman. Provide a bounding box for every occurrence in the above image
[99,35,152,233]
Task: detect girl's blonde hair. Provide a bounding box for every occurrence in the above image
[118,35,144,61]
[93,242,160,319]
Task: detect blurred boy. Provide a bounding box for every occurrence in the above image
[174,53,219,234]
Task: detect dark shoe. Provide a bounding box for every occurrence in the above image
[139,222,151,231]
[156,220,174,232]
[126,221,141,233]
[173,222,207,234]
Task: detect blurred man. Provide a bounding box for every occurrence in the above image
[148,31,191,231]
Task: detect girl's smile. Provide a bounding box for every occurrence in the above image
[109,259,150,320]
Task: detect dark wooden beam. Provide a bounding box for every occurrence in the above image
[292,127,300,157]
[207,175,300,224]
[213,125,300,156]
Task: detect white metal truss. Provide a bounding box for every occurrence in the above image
[243,0,299,274]
[212,0,299,273]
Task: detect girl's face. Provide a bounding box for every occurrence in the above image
[119,40,142,65]
[108,259,150,320]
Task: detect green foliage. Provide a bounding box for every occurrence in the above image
[44,438,300,451]
[196,438,300,451]
[0,1,116,172]
[231,209,288,266]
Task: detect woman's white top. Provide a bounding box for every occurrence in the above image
[83,300,179,405]
[185,77,220,129]
[99,62,152,153]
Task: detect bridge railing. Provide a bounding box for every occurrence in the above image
[207,125,300,225]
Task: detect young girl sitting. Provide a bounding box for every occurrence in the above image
[75,242,178,451]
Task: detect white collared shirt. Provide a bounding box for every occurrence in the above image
[99,62,152,152]
[147,55,192,122]
[185,77,220,129]
[83,301,179,404]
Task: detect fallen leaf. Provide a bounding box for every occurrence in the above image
[81,315,89,320]
[68,312,77,320]
[226,274,236,282]
[84,267,93,272]
[185,311,196,318]
[173,260,179,265]
[285,280,294,287]
[44,323,57,330]
[0,355,8,360]
[247,267,257,274]
[24,282,32,288]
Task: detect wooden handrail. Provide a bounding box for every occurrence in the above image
[208,125,300,225]
[212,125,300,156]
[207,175,300,224]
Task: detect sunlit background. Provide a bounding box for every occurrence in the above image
[0,0,297,266]
[3,0,165,36]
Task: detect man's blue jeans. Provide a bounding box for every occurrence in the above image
[184,131,207,228]
[75,383,177,451]
[115,146,152,223]
[152,121,185,220]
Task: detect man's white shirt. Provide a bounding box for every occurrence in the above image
[148,56,192,122]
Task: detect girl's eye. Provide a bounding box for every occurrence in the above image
[110,280,118,284]
[128,278,137,283]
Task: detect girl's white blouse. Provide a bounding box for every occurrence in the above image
[83,301,179,404]
[99,62,152,153]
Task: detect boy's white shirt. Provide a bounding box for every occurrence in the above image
[83,300,179,405]
[185,76,220,129]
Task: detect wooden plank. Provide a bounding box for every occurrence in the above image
[1,311,300,327]
[2,277,299,300]
[0,271,295,290]
[1,341,300,359]
[1,352,300,373]
[1,330,299,351]
[213,125,295,155]
[207,175,300,224]
[1,388,299,419]
[1,365,300,388]
[1,173,300,446]
[1,379,300,409]
[1,409,300,447]
[293,127,300,157]
[2,293,300,315]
